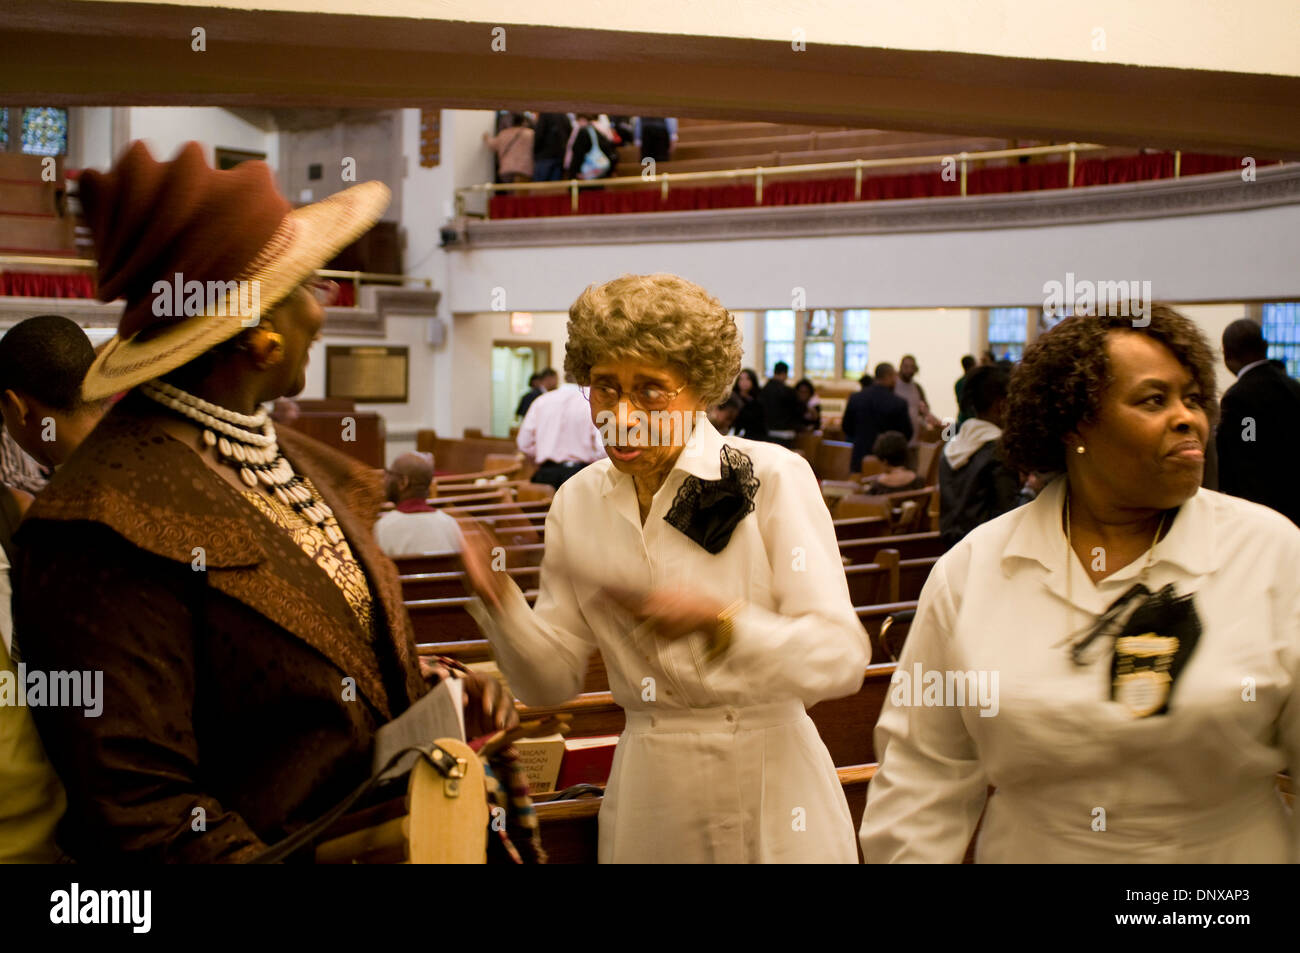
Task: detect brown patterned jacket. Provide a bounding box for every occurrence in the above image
[13,392,426,862]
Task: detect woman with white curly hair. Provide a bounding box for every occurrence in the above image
[463,273,868,863]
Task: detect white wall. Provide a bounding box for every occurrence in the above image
[284,109,499,459]
[396,108,498,439]
[299,314,436,463]
[868,308,974,423]
[446,204,1300,313]
[71,107,114,171]
[127,107,278,169]
[452,311,569,436]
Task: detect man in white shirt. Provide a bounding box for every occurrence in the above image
[516,377,606,488]
[373,452,462,557]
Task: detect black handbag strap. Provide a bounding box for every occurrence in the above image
[253,741,466,864]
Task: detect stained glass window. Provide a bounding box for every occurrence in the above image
[988,307,1028,362]
[843,309,870,377]
[20,107,68,156]
[764,342,796,377]
[765,309,795,342]
[803,341,835,379]
[764,310,796,377]
[802,309,835,379]
[1262,303,1300,379]
[0,108,8,149]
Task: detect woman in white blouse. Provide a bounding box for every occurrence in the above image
[463,273,869,863]
[861,306,1300,863]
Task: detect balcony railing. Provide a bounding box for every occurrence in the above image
[456,141,1125,218]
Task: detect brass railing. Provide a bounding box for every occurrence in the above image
[0,257,430,302]
[457,141,1124,218]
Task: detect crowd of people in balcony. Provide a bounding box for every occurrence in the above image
[484,111,680,185]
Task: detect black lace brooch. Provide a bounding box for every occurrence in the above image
[663,445,760,554]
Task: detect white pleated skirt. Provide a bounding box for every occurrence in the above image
[596,698,858,863]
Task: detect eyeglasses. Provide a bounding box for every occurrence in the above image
[581,382,686,412]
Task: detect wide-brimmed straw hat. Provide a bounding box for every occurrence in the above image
[78,140,389,400]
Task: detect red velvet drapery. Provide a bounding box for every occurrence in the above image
[0,271,367,305]
[0,271,96,298]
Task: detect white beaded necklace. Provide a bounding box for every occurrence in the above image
[140,379,344,545]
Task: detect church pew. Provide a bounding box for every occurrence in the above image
[391,540,544,576]
[899,557,939,602]
[840,531,945,565]
[534,763,877,864]
[438,498,552,518]
[402,566,541,602]
[281,411,385,468]
[463,512,547,548]
[433,479,530,495]
[407,592,538,643]
[833,516,890,541]
[417,431,520,474]
[807,664,895,765]
[393,550,461,575]
[845,550,899,605]
[472,512,549,530]
[425,489,514,509]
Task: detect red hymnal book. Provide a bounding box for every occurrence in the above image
[555,735,619,789]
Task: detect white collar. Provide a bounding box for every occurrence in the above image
[1001,475,1219,583]
[1236,358,1270,379]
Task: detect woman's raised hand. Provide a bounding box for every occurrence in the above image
[604,585,727,641]
[456,518,510,610]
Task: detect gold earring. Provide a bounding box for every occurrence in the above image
[1075,445,1086,454]
[257,330,285,367]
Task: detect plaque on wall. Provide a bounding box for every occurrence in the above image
[325,345,408,403]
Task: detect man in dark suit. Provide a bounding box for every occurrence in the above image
[1217,318,1300,526]
[842,362,913,473]
[759,361,803,448]
[515,367,557,421]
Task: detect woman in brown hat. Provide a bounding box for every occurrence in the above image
[12,141,516,863]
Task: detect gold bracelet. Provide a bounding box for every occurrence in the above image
[705,599,744,663]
